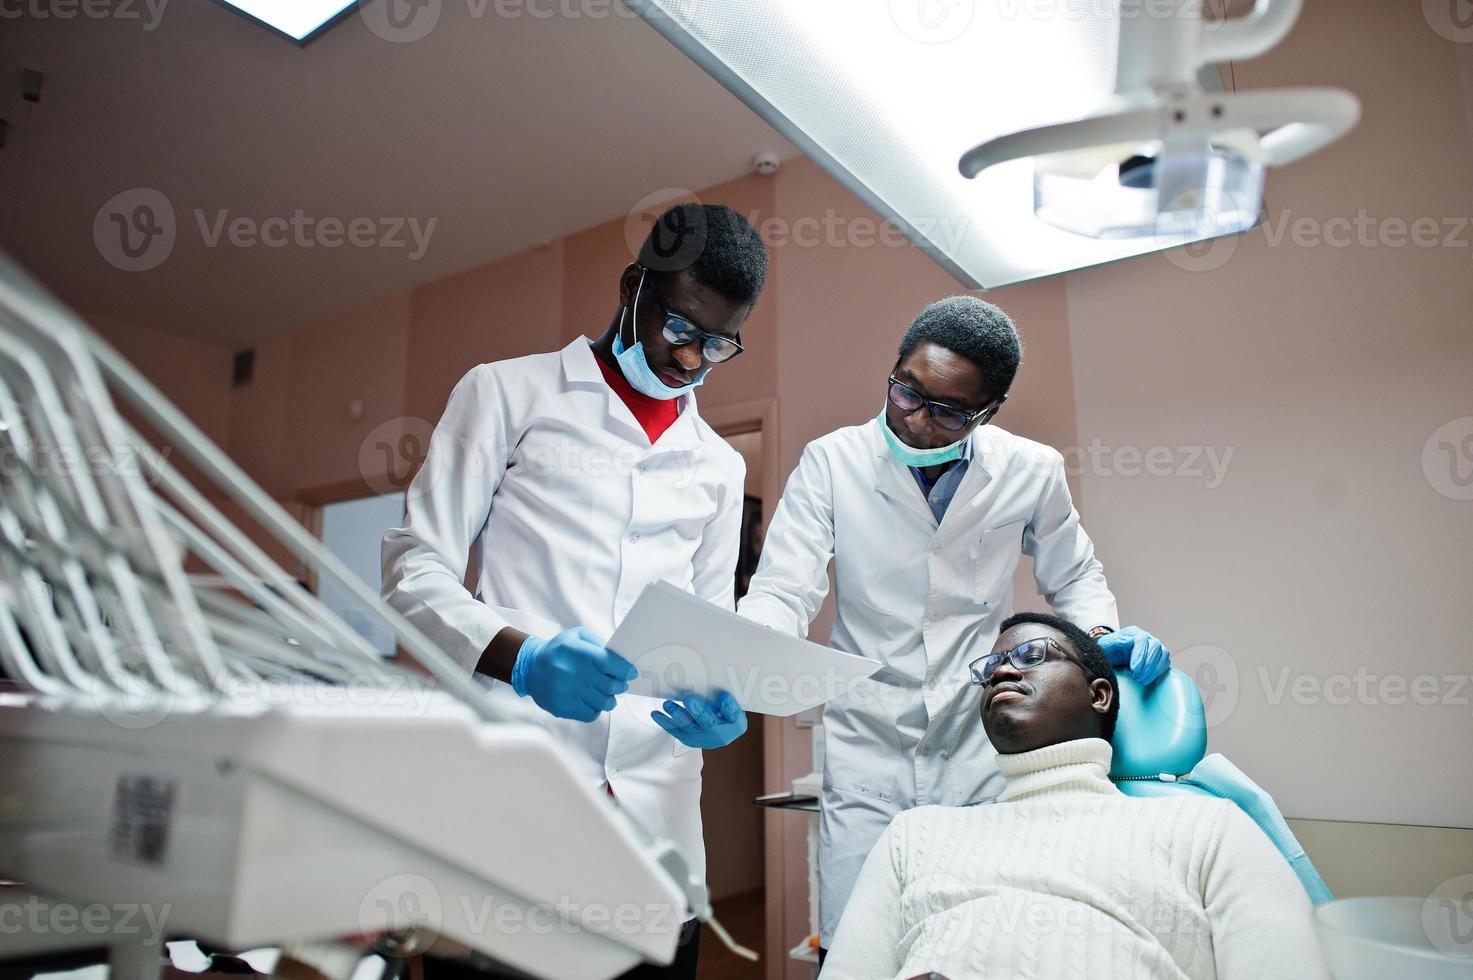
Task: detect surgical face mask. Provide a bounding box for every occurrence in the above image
[613,271,708,401]
[878,410,968,467]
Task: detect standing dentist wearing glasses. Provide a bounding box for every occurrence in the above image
[383,204,765,979]
[737,295,1172,959]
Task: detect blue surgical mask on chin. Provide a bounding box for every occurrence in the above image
[612,271,708,401]
[878,410,967,467]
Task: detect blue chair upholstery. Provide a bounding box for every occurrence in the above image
[1110,667,1209,786]
[1109,669,1334,905]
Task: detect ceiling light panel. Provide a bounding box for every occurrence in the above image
[628,0,1228,287]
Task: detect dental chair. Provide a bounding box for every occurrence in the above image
[1108,669,1335,906]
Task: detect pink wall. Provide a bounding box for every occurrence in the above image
[406,243,566,424]
[284,293,413,497]
[88,312,233,447]
[1063,0,1473,828]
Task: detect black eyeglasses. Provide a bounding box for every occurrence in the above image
[887,376,993,432]
[968,636,1082,686]
[643,272,744,364]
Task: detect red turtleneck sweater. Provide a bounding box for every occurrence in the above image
[594,349,682,443]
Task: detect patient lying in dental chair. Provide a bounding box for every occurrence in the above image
[821,613,1328,980]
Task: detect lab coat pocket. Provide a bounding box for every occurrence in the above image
[972,520,1025,603]
[820,674,910,802]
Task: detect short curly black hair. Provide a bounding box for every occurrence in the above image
[898,295,1023,402]
[638,203,768,307]
[997,611,1119,743]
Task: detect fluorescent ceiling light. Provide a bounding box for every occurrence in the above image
[625,0,1234,288]
[214,0,357,42]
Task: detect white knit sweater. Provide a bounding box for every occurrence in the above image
[821,738,1328,980]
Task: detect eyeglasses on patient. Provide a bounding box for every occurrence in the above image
[969,636,1076,686]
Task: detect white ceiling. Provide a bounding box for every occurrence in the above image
[0,0,795,347]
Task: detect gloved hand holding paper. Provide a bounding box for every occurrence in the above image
[607,582,879,717]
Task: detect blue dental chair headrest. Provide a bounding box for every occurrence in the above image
[1109,667,1208,783]
[1107,667,1335,905]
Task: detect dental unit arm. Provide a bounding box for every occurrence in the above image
[0,249,711,980]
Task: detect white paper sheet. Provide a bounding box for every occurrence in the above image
[607,582,879,717]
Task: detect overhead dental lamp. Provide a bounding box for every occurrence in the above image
[626,0,1359,286]
[958,0,1360,239]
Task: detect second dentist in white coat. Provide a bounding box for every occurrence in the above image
[737,296,1171,955]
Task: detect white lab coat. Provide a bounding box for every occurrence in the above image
[737,417,1118,944]
[381,336,745,904]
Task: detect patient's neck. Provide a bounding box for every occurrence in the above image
[996,737,1119,803]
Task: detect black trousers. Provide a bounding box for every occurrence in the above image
[420,919,700,980]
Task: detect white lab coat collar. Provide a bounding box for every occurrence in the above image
[868,416,997,526]
[559,336,707,450]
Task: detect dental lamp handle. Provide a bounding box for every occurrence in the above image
[1197,0,1302,65]
[957,87,1359,178]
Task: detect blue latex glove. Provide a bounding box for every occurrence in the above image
[511,627,636,723]
[650,691,748,750]
[1097,626,1171,685]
